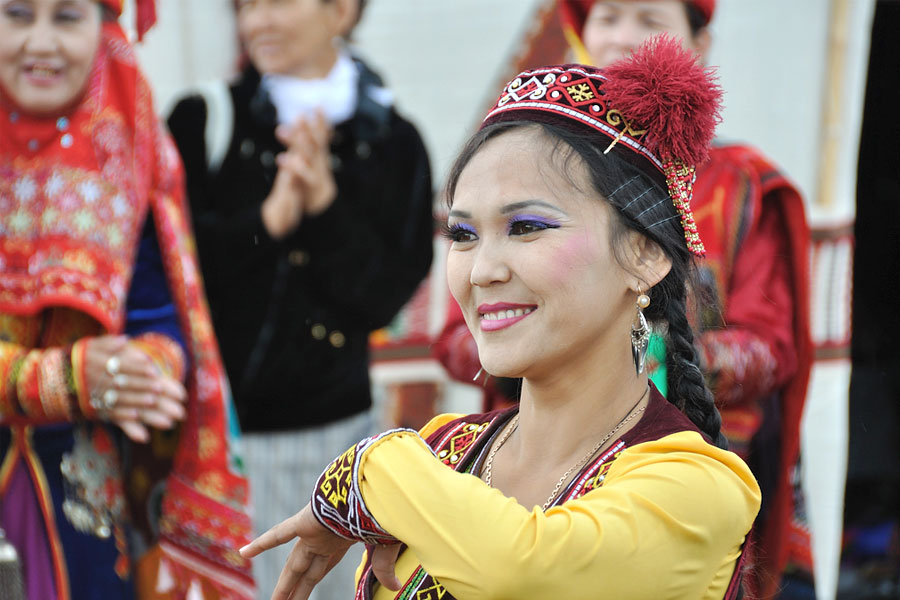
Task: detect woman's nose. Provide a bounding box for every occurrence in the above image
[469,242,512,287]
[609,18,644,53]
[23,19,60,55]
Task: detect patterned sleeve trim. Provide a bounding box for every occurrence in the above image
[311,428,430,545]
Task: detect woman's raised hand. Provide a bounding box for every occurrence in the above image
[261,111,336,240]
[84,335,187,442]
[240,503,353,600]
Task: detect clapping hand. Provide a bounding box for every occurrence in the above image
[261,111,336,240]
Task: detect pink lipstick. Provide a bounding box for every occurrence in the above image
[478,303,536,332]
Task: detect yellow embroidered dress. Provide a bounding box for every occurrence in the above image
[311,387,760,600]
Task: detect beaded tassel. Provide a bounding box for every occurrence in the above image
[663,157,705,256]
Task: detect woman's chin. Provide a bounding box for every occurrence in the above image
[478,357,525,380]
[6,87,82,118]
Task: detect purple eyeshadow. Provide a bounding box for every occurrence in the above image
[510,214,561,226]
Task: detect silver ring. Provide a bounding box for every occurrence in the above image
[102,389,118,410]
[113,374,128,389]
[105,355,121,376]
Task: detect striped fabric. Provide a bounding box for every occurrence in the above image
[241,411,374,600]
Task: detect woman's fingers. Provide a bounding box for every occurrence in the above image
[271,540,313,600]
[276,150,312,183]
[137,408,177,429]
[104,388,185,419]
[371,544,403,591]
[157,375,188,403]
[240,514,300,558]
[289,554,335,600]
[299,110,330,150]
[117,419,150,443]
[270,540,348,600]
[155,395,187,420]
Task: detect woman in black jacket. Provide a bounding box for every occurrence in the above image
[166,0,433,597]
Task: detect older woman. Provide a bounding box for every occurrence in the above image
[241,37,760,600]
[0,1,253,598]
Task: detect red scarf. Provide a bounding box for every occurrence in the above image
[0,22,254,599]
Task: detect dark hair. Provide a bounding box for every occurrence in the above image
[446,122,726,449]
[684,3,708,37]
[99,3,117,22]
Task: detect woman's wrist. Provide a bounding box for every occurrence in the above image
[311,428,424,545]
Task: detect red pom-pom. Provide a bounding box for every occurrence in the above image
[602,35,723,166]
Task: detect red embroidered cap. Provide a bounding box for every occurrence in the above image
[481,35,722,256]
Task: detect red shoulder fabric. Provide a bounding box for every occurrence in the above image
[0,22,254,598]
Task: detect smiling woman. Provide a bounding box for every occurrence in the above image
[0,1,254,599]
[238,36,760,600]
[0,0,102,115]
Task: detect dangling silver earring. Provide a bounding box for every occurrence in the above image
[631,286,651,375]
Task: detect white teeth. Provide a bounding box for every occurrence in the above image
[30,66,57,77]
[481,307,534,321]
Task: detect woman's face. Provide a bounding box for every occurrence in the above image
[237,0,349,79]
[0,0,102,116]
[582,1,699,68]
[446,128,635,381]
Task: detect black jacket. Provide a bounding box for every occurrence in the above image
[167,60,433,432]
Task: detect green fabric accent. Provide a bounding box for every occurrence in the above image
[648,333,667,397]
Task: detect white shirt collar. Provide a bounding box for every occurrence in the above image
[262,51,359,126]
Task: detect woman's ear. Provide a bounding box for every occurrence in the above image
[623,230,672,290]
[693,28,712,63]
[333,0,360,39]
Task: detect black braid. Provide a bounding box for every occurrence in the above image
[663,277,728,448]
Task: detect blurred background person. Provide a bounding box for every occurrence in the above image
[0,0,254,599]
[165,0,434,597]
[433,1,813,597]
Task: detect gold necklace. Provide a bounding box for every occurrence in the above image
[482,386,649,511]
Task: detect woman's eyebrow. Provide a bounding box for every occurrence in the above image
[500,200,568,216]
[448,209,471,219]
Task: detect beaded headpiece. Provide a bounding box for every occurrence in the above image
[480,35,721,255]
